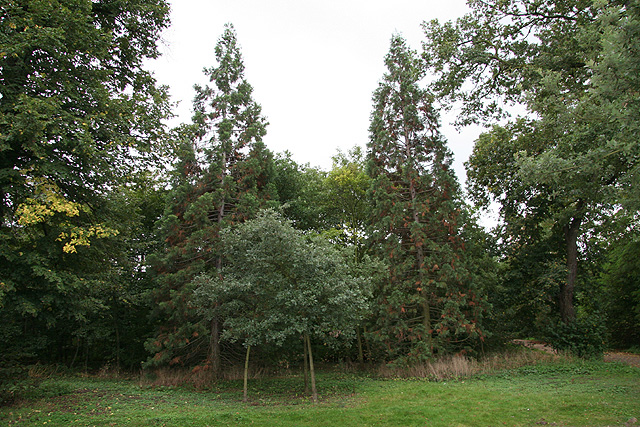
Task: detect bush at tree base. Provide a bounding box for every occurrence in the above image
[544,317,606,359]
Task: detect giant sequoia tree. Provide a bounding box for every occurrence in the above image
[0,0,170,372]
[367,35,484,361]
[147,24,276,373]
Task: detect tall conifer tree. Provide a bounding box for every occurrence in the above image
[148,24,275,373]
[367,35,483,361]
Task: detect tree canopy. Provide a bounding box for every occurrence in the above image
[192,209,370,401]
[146,24,276,374]
[0,0,171,378]
[424,0,640,346]
[1,1,637,388]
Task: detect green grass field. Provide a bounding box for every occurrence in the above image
[1,360,638,426]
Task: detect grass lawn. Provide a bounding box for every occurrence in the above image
[1,360,638,426]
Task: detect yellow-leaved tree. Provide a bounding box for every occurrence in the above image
[0,0,171,379]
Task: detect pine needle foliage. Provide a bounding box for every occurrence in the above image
[367,35,485,363]
[146,24,276,373]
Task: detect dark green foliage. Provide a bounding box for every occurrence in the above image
[272,152,329,232]
[272,148,377,365]
[145,129,211,368]
[367,35,485,362]
[191,209,370,400]
[3,0,637,377]
[455,207,499,345]
[192,209,370,348]
[544,318,606,359]
[0,0,171,376]
[427,0,640,346]
[423,0,598,126]
[601,231,640,349]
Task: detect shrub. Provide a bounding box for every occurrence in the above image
[543,318,606,359]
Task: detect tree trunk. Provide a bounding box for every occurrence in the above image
[84,340,89,373]
[217,151,227,236]
[356,327,364,366]
[211,149,227,379]
[303,336,309,395]
[243,344,251,402]
[305,333,318,403]
[209,317,221,377]
[562,213,582,324]
[114,316,121,372]
[363,326,373,361]
[408,170,433,355]
[70,338,81,368]
[422,294,433,353]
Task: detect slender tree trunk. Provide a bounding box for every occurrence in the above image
[71,338,81,368]
[243,344,251,402]
[562,213,582,324]
[210,150,227,378]
[114,316,121,372]
[209,317,221,377]
[356,327,364,366]
[217,151,227,231]
[303,336,309,395]
[84,340,89,373]
[408,170,433,354]
[363,325,373,361]
[421,294,433,352]
[305,333,318,403]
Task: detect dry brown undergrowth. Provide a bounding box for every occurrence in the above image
[140,364,274,389]
[140,346,563,388]
[375,347,562,381]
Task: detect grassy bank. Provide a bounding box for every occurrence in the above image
[1,359,638,426]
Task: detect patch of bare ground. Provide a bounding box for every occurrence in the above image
[604,352,640,368]
[512,339,557,354]
[513,339,640,368]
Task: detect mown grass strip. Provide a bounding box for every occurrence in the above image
[1,361,638,426]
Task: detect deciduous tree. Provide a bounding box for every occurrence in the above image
[425,0,640,330]
[325,147,371,262]
[192,210,370,402]
[0,0,171,374]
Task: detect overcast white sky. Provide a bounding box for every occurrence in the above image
[147,0,482,184]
